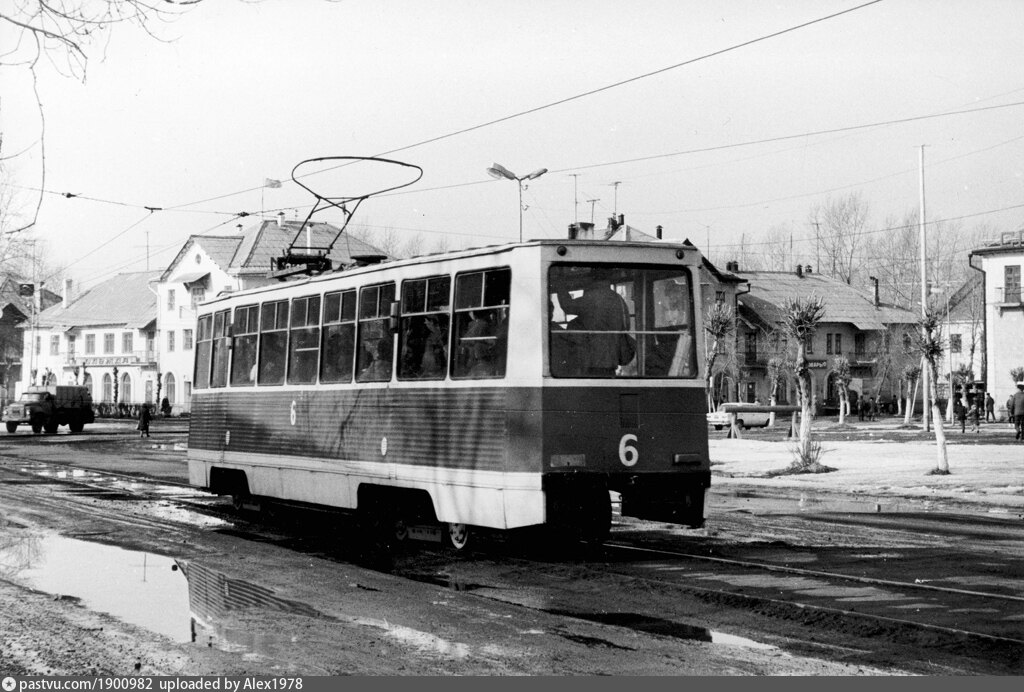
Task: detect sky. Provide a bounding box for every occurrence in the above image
[2,0,1024,293]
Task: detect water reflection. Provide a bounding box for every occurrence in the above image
[0,527,191,642]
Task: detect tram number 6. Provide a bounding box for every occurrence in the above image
[290,400,297,426]
[618,433,639,467]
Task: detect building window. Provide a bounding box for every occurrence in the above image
[102,374,113,403]
[50,335,60,356]
[167,289,176,311]
[950,333,962,354]
[120,373,132,404]
[715,290,725,304]
[1005,265,1021,303]
[805,334,814,354]
[85,334,96,355]
[826,334,833,355]
[190,287,206,309]
[854,333,866,356]
[183,329,194,350]
[744,331,757,357]
[122,332,133,354]
[103,333,115,354]
[834,333,842,354]
[167,330,176,352]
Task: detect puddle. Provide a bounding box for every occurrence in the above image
[0,531,192,642]
[547,610,777,650]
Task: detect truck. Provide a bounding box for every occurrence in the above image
[2,385,95,434]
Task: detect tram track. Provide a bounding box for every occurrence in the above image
[2,453,1022,674]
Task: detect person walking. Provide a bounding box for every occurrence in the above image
[968,400,981,433]
[137,403,152,438]
[985,393,995,422]
[954,396,967,433]
[1012,381,1024,441]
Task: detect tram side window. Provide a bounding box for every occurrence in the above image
[194,314,213,388]
[210,309,231,388]
[288,295,321,384]
[356,283,396,382]
[398,276,451,380]
[231,305,259,386]
[320,289,356,383]
[258,300,289,385]
[452,268,510,379]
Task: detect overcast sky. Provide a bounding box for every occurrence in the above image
[2,0,1023,291]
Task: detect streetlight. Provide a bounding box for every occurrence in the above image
[486,163,547,242]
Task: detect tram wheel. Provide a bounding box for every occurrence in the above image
[231,493,249,511]
[393,519,409,542]
[443,522,470,551]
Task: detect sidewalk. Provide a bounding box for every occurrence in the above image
[709,417,1023,516]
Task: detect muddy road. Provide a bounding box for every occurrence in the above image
[0,423,1021,675]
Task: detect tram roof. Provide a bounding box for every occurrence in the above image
[198,238,702,307]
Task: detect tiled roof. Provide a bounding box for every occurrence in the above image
[737,270,917,330]
[37,271,161,329]
[0,277,62,319]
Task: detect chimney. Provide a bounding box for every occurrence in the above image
[656,225,663,240]
[63,279,72,309]
[805,264,812,274]
[568,223,578,240]
[276,211,286,228]
[869,276,880,307]
[618,213,625,228]
[579,222,594,239]
[796,265,803,278]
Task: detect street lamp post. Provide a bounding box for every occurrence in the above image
[486,163,547,242]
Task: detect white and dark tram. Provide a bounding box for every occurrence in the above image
[187,238,710,549]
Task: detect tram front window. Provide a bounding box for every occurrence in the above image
[549,264,697,379]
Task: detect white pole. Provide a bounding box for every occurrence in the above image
[919,145,929,431]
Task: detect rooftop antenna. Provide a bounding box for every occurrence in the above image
[568,173,580,227]
[610,181,621,217]
[586,198,599,224]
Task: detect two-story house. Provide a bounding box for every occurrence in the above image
[154,215,388,413]
[734,265,918,413]
[25,272,160,405]
[969,229,1024,419]
[1,277,62,404]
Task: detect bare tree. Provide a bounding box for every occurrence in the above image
[830,356,852,425]
[809,192,868,285]
[742,224,793,271]
[703,302,735,412]
[781,295,826,469]
[902,363,921,425]
[765,354,789,428]
[912,311,950,474]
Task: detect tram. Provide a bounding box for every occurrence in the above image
[187,238,710,548]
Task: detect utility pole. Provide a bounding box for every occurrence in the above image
[919,144,929,432]
[610,181,621,218]
[586,199,599,224]
[813,221,821,272]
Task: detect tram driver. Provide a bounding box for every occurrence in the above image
[556,268,631,377]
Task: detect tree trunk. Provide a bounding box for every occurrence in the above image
[925,360,950,473]
[838,388,848,425]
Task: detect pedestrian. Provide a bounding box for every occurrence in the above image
[968,400,981,433]
[137,403,152,438]
[985,393,995,422]
[160,396,172,418]
[1012,381,1024,441]
[858,397,866,421]
[954,396,966,433]
[869,396,877,422]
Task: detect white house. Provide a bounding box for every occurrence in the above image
[154,215,387,413]
[25,272,160,406]
[969,229,1024,420]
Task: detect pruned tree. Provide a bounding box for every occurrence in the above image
[703,301,735,412]
[902,363,921,425]
[912,311,949,474]
[765,354,789,428]
[781,294,826,469]
[830,356,852,425]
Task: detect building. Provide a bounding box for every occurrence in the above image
[154,216,388,413]
[931,273,985,403]
[969,229,1024,419]
[24,272,160,407]
[0,277,62,404]
[734,265,918,413]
